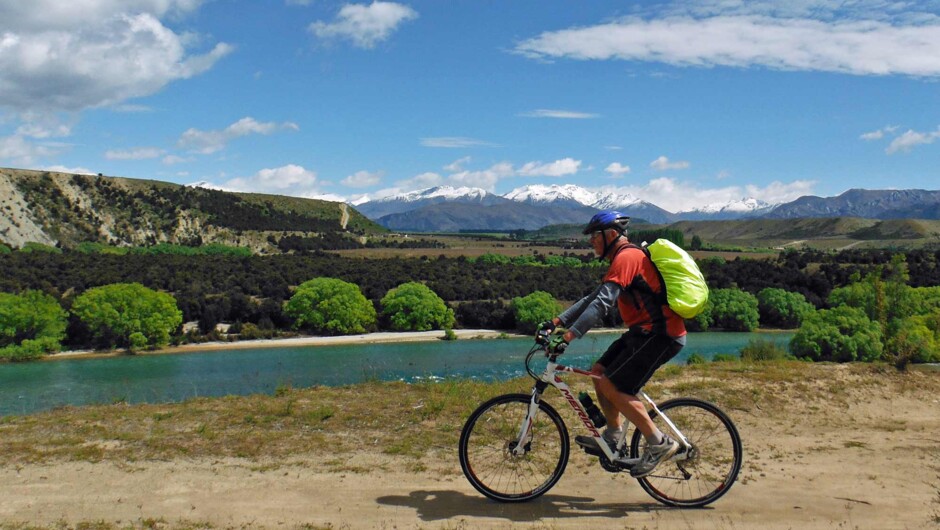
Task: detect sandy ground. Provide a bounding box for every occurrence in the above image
[2,367,939,529]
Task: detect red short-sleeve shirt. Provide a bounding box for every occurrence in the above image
[603,245,687,338]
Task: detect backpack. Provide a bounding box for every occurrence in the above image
[632,239,709,319]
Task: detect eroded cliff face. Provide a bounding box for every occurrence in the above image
[0,167,380,251]
[0,171,56,247]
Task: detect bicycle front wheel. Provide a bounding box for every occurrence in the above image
[630,398,742,508]
[459,393,569,502]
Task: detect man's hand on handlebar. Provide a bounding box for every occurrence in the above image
[547,335,568,355]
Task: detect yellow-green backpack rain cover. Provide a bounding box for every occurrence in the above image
[646,239,709,319]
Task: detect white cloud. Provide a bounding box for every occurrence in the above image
[0,12,231,113]
[286,0,313,5]
[886,128,940,154]
[41,165,96,175]
[515,15,940,77]
[444,156,471,172]
[519,109,599,119]
[861,124,900,141]
[220,164,322,196]
[341,169,383,187]
[105,147,165,160]
[162,154,192,165]
[448,162,514,191]
[309,2,418,49]
[650,156,690,171]
[0,134,61,165]
[605,162,631,176]
[420,137,495,148]
[607,178,816,212]
[178,117,298,154]
[518,158,582,177]
[398,171,443,189]
[605,145,623,151]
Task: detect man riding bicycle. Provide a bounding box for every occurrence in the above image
[539,210,686,478]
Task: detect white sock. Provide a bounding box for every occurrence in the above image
[644,428,664,446]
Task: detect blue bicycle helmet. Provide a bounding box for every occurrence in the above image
[582,210,630,235]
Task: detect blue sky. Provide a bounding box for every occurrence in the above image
[1,0,939,211]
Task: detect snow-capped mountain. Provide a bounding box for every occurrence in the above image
[356,185,507,219]
[677,197,778,220]
[504,184,599,207]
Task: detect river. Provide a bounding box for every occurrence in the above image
[0,331,793,416]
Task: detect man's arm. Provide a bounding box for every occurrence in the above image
[556,281,622,342]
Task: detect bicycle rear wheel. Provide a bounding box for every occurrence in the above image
[630,398,742,508]
[459,393,569,502]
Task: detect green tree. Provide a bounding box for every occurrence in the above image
[380,282,455,331]
[690,235,703,251]
[511,291,562,332]
[756,288,815,329]
[789,305,883,362]
[886,314,939,365]
[284,278,376,335]
[0,290,68,346]
[0,290,67,361]
[707,288,760,332]
[72,283,182,349]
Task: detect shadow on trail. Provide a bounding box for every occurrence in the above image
[376,489,677,522]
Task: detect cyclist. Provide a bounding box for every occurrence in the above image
[538,210,686,478]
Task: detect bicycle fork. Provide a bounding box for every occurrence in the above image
[510,383,547,456]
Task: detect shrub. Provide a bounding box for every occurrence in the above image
[711,353,738,362]
[442,329,457,341]
[72,283,183,349]
[789,305,883,362]
[380,282,455,331]
[705,289,760,332]
[0,290,68,348]
[686,352,707,365]
[284,278,376,335]
[511,291,563,332]
[757,288,815,329]
[740,338,791,361]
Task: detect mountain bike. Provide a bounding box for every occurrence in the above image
[458,333,742,508]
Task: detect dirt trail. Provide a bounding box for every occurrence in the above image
[2,376,938,529]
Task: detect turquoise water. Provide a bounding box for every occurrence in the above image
[0,331,792,416]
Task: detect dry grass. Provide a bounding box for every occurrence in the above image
[2,361,937,471]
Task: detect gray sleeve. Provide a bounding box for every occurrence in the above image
[559,281,622,339]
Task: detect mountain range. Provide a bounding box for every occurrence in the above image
[357,184,913,231]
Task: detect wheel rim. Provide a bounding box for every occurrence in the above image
[460,396,568,501]
[632,400,742,507]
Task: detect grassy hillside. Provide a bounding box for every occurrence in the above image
[0,167,385,252]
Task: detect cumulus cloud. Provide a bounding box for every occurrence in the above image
[0,11,231,114]
[341,169,383,187]
[517,158,582,177]
[309,2,418,49]
[220,164,322,197]
[178,117,299,154]
[105,147,165,160]
[41,165,96,175]
[449,162,514,191]
[605,162,631,176]
[0,134,61,166]
[515,14,940,77]
[886,127,940,154]
[420,136,495,148]
[606,177,816,212]
[398,171,443,189]
[650,156,690,171]
[518,109,599,119]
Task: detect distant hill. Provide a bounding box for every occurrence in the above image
[0,168,384,251]
[763,189,940,219]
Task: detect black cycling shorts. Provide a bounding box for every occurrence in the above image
[598,331,684,395]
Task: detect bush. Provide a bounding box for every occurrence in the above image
[886,314,939,366]
[380,282,455,331]
[442,329,457,341]
[0,290,68,348]
[711,353,738,362]
[686,352,707,365]
[740,338,791,361]
[0,337,61,362]
[704,289,760,332]
[511,291,563,332]
[72,283,183,349]
[789,305,883,362]
[284,278,376,335]
[757,288,815,329]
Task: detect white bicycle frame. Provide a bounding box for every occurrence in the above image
[512,357,692,464]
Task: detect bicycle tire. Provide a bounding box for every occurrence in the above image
[459,393,569,502]
[629,398,742,508]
